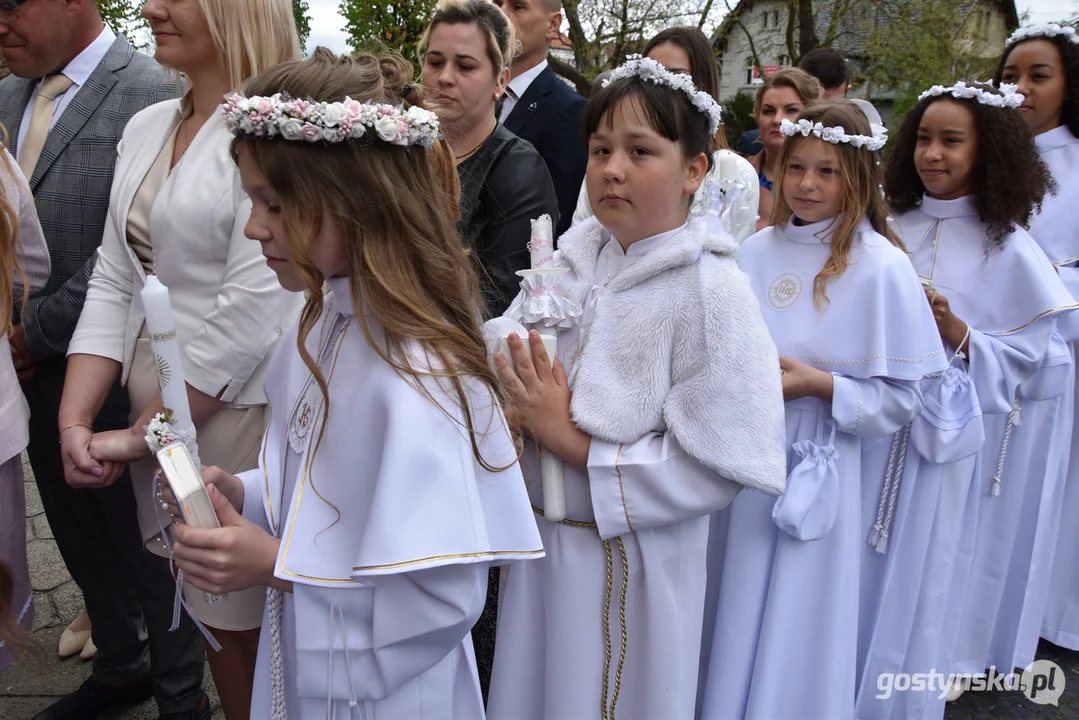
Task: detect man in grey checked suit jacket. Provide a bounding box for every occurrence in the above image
[0,1,210,718]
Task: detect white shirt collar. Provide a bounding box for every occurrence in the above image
[919,193,978,220]
[507,59,548,100]
[602,222,686,259]
[1035,124,1078,154]
[51,25,115,87]
[327,276,354,316]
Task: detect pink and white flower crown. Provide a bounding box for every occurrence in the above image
[1007,23,1079,47]
[917,81,1024,109]
[222,92,440,148]
[602,54,723,135]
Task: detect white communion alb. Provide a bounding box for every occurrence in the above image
[486,215,787,719]
[237,276,544,719]
[1030,124,1079,652]
[699,215,947,720]
[892,195,1077,720]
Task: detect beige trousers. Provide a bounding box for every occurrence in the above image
[127,332,266,631]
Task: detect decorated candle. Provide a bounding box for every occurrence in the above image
[140,276,201,466]
[529,214,554,268]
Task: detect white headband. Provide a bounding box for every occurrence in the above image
[602,54,722,135]
[917,80,1025,109]
[1007,23,1079,47]
[779,117,887,152]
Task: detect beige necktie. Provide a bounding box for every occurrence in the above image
[18,73,74,178]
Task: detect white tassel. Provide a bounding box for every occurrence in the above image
[868,524,882,547]
[874,530,890,554]
[991,477,1002,496]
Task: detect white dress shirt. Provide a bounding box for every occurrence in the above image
[16,25,116,158]
[499,58,548,123]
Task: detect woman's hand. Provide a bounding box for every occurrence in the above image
[495,331,591,470]
[173,484,281,595]
[61,425,125,488]
[779,355,834,402]
[925,289,970,355]
[89,427,150,464]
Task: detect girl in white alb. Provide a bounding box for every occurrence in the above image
[997,23,1079,653]
[885,79,1076,709]
[699,101,947,720]
[166,49,543,719]
[486,56,787,720]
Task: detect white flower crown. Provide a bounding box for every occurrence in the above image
[602,54,722,135]
[917,80,1025,109]
[779,117,888,152]
[222,92,440,148]
[1007,23,1079,47]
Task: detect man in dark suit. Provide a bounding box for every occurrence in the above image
[0,1,208,718]
[496,0,586,237]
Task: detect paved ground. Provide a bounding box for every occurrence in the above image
[0,456,223,720]
[2,454,1078,720]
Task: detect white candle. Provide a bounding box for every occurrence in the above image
[535,333,566,522]
[528,214,554,269]
[140,276,200,466]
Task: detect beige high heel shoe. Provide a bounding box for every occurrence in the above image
[58,608,91,658]
[79,635,97,660]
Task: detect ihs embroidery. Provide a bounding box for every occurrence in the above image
[767,272,802,311]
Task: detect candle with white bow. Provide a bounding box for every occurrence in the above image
[140,276,201,466]
[524,215,567,521]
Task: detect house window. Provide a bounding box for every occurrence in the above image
[773,10,780,26]
[778,54,789,67]
[761,12,768,28]
[744,56,755,85]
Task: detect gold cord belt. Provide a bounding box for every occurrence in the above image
[532,506,630,719]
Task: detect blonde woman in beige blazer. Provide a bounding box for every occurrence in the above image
[58,0,302,716]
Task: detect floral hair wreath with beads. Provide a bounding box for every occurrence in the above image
[917,80,1025,109]
[602,54,723,135]
[1007,23,1079,47]
[779,117,888,152]
[222,91,441,148]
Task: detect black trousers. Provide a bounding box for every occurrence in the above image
[23,359,205,712]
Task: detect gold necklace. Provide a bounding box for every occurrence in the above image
[455,122,497,162]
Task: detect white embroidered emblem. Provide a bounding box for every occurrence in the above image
[768,272,802,310]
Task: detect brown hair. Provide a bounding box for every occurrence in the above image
[755,67,822,115]
[231,48,514,486]
[420,0,518,77]
[0,128,25,338]
[644,26,729,150]
[884,84,1053,249]
[772,101,900,308]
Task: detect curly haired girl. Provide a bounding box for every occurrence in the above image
[887,80,1077,706]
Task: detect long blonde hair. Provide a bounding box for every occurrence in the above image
[231,49,515,480]
[0,128,24,339]
[197,0,302,91]
[771,101,901,309]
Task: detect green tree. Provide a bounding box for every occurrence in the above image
[863,0,1001,119]
[721,89,756,148]
[339,0,436,70]
[98,0,149,47]
[293,0,312,52]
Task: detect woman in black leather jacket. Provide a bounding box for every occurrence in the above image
[421,0,558,315]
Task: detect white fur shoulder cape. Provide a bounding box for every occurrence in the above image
[557,217,787,496]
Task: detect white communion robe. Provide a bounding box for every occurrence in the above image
[699,216,947,720]
[486,217,788,720]
[1031,125,1079,651]
[237,276,544,719]
[892,195,1077,699]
